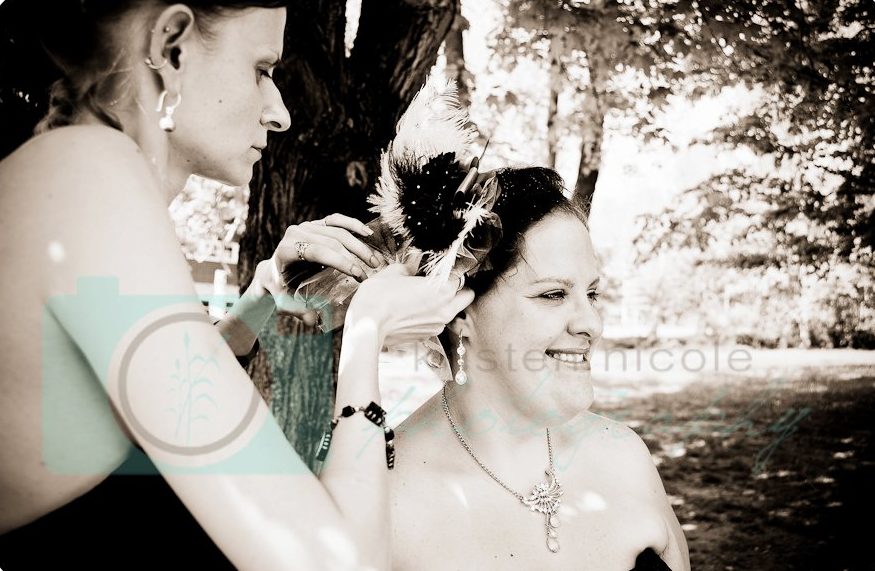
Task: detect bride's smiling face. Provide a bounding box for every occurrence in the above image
[462,212,603,422]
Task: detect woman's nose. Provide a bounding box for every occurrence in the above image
[262,89,291,132]
[568,296,603,340]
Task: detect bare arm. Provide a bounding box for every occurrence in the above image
[31,126,432,569]
[213,260,276,356]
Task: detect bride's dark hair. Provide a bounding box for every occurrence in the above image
[1,0,288,134]
[437,166,586,357]
[466,167,587,297]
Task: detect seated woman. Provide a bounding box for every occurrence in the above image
[390,167,690,570]
[0,1,472,569]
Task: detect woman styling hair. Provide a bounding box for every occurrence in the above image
[0,2,472,569]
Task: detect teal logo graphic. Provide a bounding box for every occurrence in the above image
[43,277,329,476]
[116,312,261,456]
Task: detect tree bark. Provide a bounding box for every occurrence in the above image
[545,33,564,170]
[444,11,471,107]
[573,83,605,216]
[239,0,459,467]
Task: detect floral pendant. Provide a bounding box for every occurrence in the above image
[521,468,563,553]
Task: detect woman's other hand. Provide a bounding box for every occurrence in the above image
[255,213,383,324]
[346,264,474,347]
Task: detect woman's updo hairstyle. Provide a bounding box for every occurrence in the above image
[466,167,587,297]
[1,0,289,135]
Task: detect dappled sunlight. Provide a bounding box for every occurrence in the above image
[659,442,687,459]
[316,525,359,569]
[572,490,608,513]
[592,362,875,569]
[446,480,470,510]
[47,240,65,262]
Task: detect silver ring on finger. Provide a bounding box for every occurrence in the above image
[295,241,311,261]
[454,272,466,292]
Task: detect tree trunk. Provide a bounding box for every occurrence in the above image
[545,33,564,170]
[444,12,471,107]
[573,87,604,216]
[239,0,459,467]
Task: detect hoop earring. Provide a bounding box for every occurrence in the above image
[156,90,181,132]
[455,338,468,385]
[144,56,167,70]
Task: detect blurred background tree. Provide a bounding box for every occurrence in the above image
[631,0,875,348]
[492,0,690,210]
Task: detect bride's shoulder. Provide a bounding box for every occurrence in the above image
[571,411,658,474]
[1,125,154,196]
[393,392,454,468]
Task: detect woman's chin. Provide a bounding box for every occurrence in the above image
[557,382,595,416]
[193,162,254,189]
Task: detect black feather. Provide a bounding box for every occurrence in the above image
[393,152,469,253]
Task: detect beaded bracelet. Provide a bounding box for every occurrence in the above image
[315,401,396,470]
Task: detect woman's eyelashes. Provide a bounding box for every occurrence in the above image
[539,290,567,301]
[257,67,274,82]
[536,289,601,303]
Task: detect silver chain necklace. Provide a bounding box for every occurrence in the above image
[441,384,564,553]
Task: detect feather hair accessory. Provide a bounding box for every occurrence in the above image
[291,71,503,333]
[368,70,500,283]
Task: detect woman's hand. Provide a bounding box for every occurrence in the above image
[255,213,383,324]
[273,213,382,283]
[345,264,474,347]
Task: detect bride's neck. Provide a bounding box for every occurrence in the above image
[441,372,552,451]
[440,380,559,491]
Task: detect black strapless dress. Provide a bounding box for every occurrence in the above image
[0,449,236,570]
[1,451,676,571]
[633,547,674,570]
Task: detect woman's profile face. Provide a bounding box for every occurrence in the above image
[169,7,290,187]
[464,212,603,422]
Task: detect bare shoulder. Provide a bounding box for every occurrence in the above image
[574,412,691,570]
[1,125,156,198]
[0,125,186,300]
[393,391,451,472]
[6,124,144,166]
[576,412,653,457]
[569,411,660,486]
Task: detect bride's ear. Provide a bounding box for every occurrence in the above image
[448,311,474,339]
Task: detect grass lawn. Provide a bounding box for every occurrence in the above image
[591,358,875,571]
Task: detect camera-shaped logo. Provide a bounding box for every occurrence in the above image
[43,277,333,475]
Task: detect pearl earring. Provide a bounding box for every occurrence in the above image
[455,338,468,385]
[155,90,181,132]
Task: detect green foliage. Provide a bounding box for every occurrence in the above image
[169,176,248,263]
[635,0,873,265]
[494,0,872,267]
[492,0,689,136]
